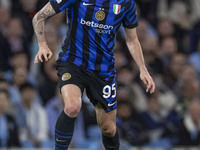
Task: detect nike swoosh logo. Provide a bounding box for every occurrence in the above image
[108,101,116,107]
[83,2,94,6]
[56,138,66,142]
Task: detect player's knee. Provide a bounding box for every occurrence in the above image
[100,123,116,137]
[64,99,81,117]
[64,104,80,117]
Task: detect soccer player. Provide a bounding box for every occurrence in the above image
[33,0,155,149]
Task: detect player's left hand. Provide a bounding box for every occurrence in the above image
[139,67,155,94]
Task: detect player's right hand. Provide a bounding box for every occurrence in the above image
[34,45,52,63]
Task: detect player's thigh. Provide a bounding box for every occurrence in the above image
[57,63,86,116]
[95,103,117,135]
[61,84,82,107]
[57,63,85,104]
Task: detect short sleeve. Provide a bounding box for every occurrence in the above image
[49,0,75,13]
[123,1,138,28]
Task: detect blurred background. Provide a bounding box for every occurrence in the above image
[0,0,200,149]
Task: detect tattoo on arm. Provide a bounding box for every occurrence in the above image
[32,2,56,43]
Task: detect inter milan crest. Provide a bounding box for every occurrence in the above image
[113,4,121,14]
[95,8,105,21]
[62,73,71,81]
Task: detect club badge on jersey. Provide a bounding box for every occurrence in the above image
[95,8,105,21]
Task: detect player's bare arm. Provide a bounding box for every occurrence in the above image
[32,2,56,63]
[125,28,155,94]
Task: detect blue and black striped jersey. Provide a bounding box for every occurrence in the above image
[50,0,138,76]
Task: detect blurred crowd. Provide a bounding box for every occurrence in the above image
[0,0,200,149]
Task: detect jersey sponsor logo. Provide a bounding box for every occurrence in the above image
[108,101,117,107]
[113,4,121,14]
[62,73,71,81]
[95,10,105,21]
[83,2,94,6]
[80,18,113,34]
[56,0,62,4]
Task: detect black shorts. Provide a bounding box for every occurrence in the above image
[57,62,117,111]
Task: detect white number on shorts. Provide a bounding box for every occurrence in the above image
[103,83,116,98]
[112,83,116,98]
